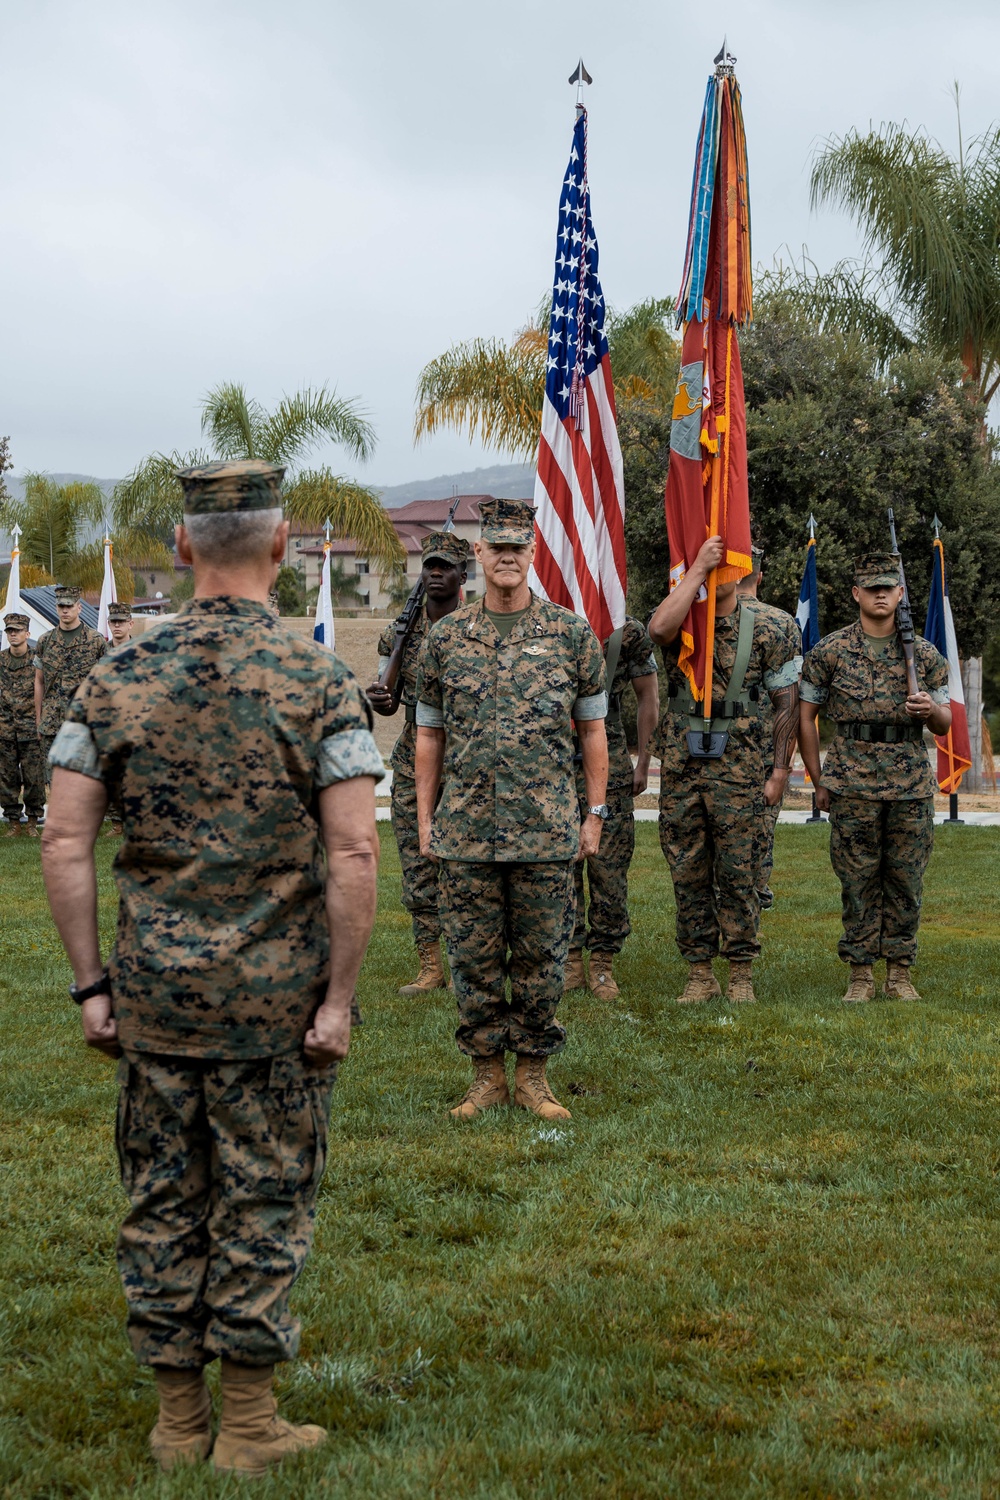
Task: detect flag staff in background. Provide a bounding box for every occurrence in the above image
[796,515,823,821]
[313,518,335,651]
[665,39,754,751]
[924,515,972,824]
[529,58,628,646]
[97,528,118,642]
[1,523,24,648]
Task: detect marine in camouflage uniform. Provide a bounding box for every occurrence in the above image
[569,615,658,998]
[649,535,801,1004]
[416,498,607,1120]
[370,531,469,993]
[34,584,106,778]
[736,551,803,910]
[46,461,384,1475]
[0,612,45,834]
[799,552,949,1002]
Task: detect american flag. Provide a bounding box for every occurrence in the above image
[529,106,626,642]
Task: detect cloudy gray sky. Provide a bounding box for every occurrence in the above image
[3,0,999,490]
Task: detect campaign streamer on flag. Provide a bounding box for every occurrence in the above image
[1,523,23,648]
[313,530,336,651]
[97,534,117,641]
[796,527,819,653]
[665,51,753,702]
[529,100,626,643]
[924,531,971,792]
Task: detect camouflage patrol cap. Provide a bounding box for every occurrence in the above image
[855,552,902,588]
[479,497,536,545]
[108,602,132,621]
[421,531,471,567]
[176,460,286,514]
[54,585,81,603]
[3,613,29,630]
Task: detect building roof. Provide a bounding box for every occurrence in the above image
[389,494,506,524]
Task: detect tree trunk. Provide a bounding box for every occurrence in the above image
[961,656,984,790]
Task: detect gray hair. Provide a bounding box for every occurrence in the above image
[182,507,284,565]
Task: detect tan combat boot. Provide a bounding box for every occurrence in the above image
[149,1367,213,1472]
[25,817,39,838]
[842,964,876,1003]
[398,940,446,995]
[212,1360,326,1476]
[563,948,586,992]
[884,961,921,1001]
[513,1056,572,1120]
[4,820,21,838]
[676,961,722,1004]
[726,959,756,1003]
[589,954,620,1001]
[449,1055,510,1119]
[111,818,124,836]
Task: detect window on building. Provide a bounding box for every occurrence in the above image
[355,562,369,575]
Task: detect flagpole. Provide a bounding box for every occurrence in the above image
[803,515,823,822]
[934,525,964,824]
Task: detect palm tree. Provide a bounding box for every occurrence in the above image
[414,298,679,459]
[0,475,171,601]
[807,118,1000,403]
[113,383,403,571]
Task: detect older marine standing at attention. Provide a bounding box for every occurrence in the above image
[799,552,950,1003]
[367,530,470,995]
[42,460,384,1478]
[414,498,608,1122]
[34,584,107,775]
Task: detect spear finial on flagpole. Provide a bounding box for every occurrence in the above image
[933,513,942,538]
[713,38,736,77]
[324,517,332,547]
[808,512,817,541]
[10,522,21,546]
[568,57,592,109]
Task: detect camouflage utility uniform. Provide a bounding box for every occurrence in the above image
[417,592,606,1057]
[50,593,384,1368]
[34,620,106,774]
[653,599,800,961]
[377,607,440,947]
[741,596,802,907]
[0,646,45,822]
[801,623,948,964]
[573,616,656,955]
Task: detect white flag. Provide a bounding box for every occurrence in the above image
[312,542,335,651]
[2,524,23,648]
[97,536,117,641]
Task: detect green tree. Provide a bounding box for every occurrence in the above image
[274,564,306,616]
[114,383,404,572]
[414,298,679,459]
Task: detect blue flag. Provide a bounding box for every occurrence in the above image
[795,538,819,652]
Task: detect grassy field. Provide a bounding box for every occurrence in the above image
[2,823,1000,1498]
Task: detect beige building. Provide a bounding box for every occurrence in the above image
[290,494,511,609]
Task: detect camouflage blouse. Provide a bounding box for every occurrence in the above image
[376,604,430,778]
[0,649,38,735]
[49,596,385,1059]
[575,615,657,794]
[34,622,107,735]
[417,592,606,862]
[651,598,800,787]
[801,621,949,800]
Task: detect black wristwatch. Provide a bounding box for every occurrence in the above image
[69,969,112,1005]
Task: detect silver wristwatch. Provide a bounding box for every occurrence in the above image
[587,804,609,821]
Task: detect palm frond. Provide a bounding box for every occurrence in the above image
[6,474,109,580]
[754,259,911,367]
[414,338,544,459]
[200,383,267,460]
[258,387,376,467]
[283,471,404,571]
[112,451,210,533]
[605,298,679,406]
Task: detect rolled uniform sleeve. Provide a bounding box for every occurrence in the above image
[49,718,104,781]
[315,673,385,787]
[416,629,445,727]
[800,641,834,705]
[761,615,802,694]
[572,623,607,720]
[918,639,950,705]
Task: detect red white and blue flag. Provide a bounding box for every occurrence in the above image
[529,106,626,643]
[313,536,335,651]
[924,534,971,792]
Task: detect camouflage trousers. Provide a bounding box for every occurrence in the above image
[391,773,441,947]
[40,733,57,786]
[438,859,574,1058]
[829,794,934,964]
[755,797,782,900]
[572,784,634,953]
[115,1050,336,1369]
[0,731,45,820]
[658,770,762,961]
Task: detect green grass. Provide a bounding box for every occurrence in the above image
[2,824,1000,1498]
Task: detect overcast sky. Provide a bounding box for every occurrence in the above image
[3,0,999,490]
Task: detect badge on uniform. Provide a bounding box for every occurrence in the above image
[522,644,548,656]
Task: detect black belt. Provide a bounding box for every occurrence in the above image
[404,704,416,724]
[837,721,922,744]
[668,696,759,721]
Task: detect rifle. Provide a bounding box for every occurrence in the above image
[887,508,920,696]
[376,492,462,710]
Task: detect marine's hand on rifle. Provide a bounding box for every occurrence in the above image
[905,691,934,721]
[365,682,396,715]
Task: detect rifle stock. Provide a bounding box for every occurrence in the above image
[375,491,464,710]
[887,508,920,696]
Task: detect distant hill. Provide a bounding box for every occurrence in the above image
[376,463,534,507]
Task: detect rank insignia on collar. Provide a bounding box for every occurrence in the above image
[522,643,548,655]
